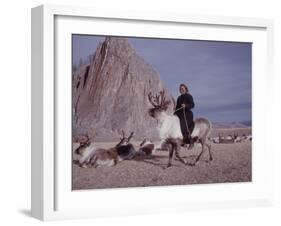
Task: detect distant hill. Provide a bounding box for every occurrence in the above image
[240,120,252,127]
[212,121,252,129]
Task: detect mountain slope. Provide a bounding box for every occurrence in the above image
[73,37,173,141]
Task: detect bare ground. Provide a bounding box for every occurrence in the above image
[72,141,251,190]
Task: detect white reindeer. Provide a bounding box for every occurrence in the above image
[234,133,243,143]
[246,134,252,141]
[73,133,92,155]
[148,90,212,167]
[211,137,220,144]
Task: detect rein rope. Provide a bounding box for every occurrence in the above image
[173,106,184,113]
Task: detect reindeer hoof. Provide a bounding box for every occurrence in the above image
[163,163,172,169]
[204,156,213,163]
[80,164,87,168]
[185,161,195,166]
[180,159,188,165]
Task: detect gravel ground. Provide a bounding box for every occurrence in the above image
[72,141,251,190]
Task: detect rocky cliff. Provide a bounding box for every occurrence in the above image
[73,37,173,141]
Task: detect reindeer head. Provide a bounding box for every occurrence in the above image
[74,134,92,155]
[137,137,154,156]
[148,90,171,119]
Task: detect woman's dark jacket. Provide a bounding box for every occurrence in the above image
[174,93,195,137]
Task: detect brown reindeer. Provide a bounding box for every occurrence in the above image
[78,131,138,168]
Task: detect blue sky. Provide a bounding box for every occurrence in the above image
[72,35,252,123]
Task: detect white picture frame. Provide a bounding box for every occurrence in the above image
[31,4,274,221]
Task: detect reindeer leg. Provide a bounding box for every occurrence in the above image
[90,155,98,167]
[175,150,186,165]
[167,143,174,168]
[194,140,205,164]
[206,143,213,161]
[175,142,186,165]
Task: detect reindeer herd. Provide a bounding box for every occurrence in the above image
[74,90,251,169]
[209,133,252,144]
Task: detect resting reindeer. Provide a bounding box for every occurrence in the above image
[148,90,212,167]
[73,133,91,155]
[78,131,139,168]
[139,138,155,155]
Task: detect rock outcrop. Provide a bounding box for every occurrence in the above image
[73,37,173,141]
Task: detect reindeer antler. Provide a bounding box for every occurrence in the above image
[148,92,158,107]
[172,96,176,110]
[159,90,165,105]
[140,137,147,147]
[116,130,134,147]
[121,130,125,140]
[126,132,134,143]
[148,92,163,107]
[148,90,171,110]
[160,90,171,109]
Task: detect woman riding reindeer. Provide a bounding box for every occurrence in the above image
[148,89,212,167]
[174,83,195,148]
